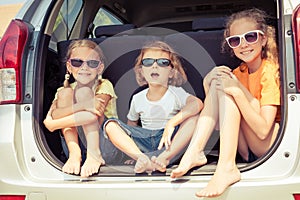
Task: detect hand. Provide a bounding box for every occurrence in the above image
[83,97,105,116]
[94,97,106,116]
[158,123,175,150]
[216,72,240,96]
[204,66,232,91]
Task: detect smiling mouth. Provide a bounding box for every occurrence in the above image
[79,72,91,76]
[241,49,253,55]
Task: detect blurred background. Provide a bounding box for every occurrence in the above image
[0,0,25,39]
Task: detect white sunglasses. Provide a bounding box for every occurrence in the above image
[225,30,264,48]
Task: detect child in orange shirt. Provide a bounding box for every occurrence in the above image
[171,8,280,197]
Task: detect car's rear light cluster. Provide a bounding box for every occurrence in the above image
[0,19,29,104]
[294,194,300,200]
[292,4,300,92]
[0,196,25,200]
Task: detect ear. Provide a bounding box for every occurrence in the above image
[98,63,104,75]
[261,35,268,47]
[66,61,72,74]
[169,68,175,78]
[139,67,144,76]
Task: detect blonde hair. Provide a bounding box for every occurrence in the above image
[134,40,187,86]
[222,8,278,63]
[66,39,105,63]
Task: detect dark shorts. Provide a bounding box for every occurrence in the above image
[237,148,258,163]
[60,125,128,165]
[247,148,258,163]
[103,118,180,164]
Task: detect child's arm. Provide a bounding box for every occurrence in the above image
[230,81,277,140]
[51,97,104,119]
[158,95,203,149]
[203,66,232,94]
[44,110,98,132]
[44,94,111,132]
[220,73,278,140]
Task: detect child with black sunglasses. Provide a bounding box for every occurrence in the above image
[104,40,203,173]
[44,39,124,177]
[171,8,280,197]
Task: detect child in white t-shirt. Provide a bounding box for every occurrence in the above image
[104,41,203,173]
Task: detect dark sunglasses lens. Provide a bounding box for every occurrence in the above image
[141,58,155,67]
[245,32,258,43]
[228,37,241,48]
[87,60,100,68]
[70,59,83,67]
[157,59,171,67]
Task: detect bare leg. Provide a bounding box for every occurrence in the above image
[75,87,105,177]
[106,121,154,173]
[57,88,81,175]
[237,84,279,158]
[171,81,219,178]
[61,127,81,175]
[105,121,154,173]
[151,115,198,172]
[196,90,241,198]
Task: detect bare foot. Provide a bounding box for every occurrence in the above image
[196,165,241,198]
[134,156,154,174]
[62,153,81,175]
[80,151,105,178]
[151,156,169,172]
[170,150,207,178]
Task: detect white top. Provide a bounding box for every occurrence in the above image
[127,85,190,130]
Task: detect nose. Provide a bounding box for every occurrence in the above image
[240,37,248,47]
[152,62,159,68]
[80,61,88,70]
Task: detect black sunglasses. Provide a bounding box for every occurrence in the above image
[141,58,171,67]
[225,30,264,48]
[69,58,101,68]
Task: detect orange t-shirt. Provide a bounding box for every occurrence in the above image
[233,59,281,122]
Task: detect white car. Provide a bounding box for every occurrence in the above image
[1,0,300,199]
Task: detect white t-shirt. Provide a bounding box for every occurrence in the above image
[127,86,190,130]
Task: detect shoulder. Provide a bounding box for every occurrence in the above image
[132,88,148,99]
[261,59,279,74]
[99,79,113,87]
[168,85,186,93]
[233,62,247,75]
[95,79,117,98]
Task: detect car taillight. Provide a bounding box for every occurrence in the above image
[294,194,300,200]
[0,19,28,104]
[0,196,25,200]
[292,4,300,92]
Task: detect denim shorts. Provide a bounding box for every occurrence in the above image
[60,125,127,165]
[103,118,179,162]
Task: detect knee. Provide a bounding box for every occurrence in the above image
[57,88,73,100]
[104,121,118,135]
[75,86,93,102]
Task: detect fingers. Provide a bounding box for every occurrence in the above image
[157,127,174,150]
[96,97,105,103]
[157,135,171,150]
[157,138,164,150]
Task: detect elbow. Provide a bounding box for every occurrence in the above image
[257,129,270,140]
[43,119,55,132]
[195,98,204,113]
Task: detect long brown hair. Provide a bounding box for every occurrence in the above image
[222,8,278,63]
